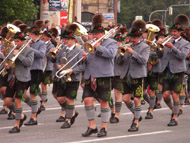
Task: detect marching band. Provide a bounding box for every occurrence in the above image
[0,13,190,137]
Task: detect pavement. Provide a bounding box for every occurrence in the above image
[0,85,190,143]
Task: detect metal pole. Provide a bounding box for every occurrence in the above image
[149,10,167,21]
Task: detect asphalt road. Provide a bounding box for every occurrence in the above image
[0,85,190,143]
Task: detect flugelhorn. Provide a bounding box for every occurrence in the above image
[118,43,132,56]
[84,27,118,54]
[156,35,173,51]
[49,43,63,59]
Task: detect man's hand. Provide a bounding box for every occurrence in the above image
[82,52,88,61]
[13,50,19,56]
[165,41,173,49]
[126,47,134,54]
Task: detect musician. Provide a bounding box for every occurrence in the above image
[144,20,163,119]
[0,26,15,119]
[4,32,34,133]
[81,14,117,137]
[122,20,150,132]
[56,24,83,129]
[24,21,46,126]
[157,14,190,126]
[154,26,168,109]
[37,30,55,112]
[110,27,128,124]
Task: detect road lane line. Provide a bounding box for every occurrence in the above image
[66,130,172,143]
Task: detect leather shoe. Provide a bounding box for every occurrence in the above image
[70,111,79,125]
[19,114,27,127]
[145,112,153,119]
[36,107,42,116]
[9,126,20,133]
[154,103,161,109]
[61,120,71,129]
[110,116,119,123]
[56,116,65,122]
[82,127,98,137]
[0,109,8,114]
[7,111,15,120]
[128,123,139,132]
[24,118,38,126]
[168,119,178,126]
[97,128,107,137]
[39,105,45,111]
[97,113,101,117]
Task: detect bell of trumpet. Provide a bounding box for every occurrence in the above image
[156,35,173,51]
[49,43,62,59]
[118,43,132,56]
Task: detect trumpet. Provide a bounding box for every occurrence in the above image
[6,39,32,68]
[156,35,173,51]
[118,43,132,56]
[49,43,63,59]
[84,27,118,54]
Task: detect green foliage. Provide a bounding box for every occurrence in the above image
[118,0,190,28]
[0,0,39,25]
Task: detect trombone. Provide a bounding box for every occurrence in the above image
[6,38,32,68]
[84,27,118,54]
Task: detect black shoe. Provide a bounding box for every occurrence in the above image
[97,128,107,137]
[70,111,79,125]
[56,116,65,122]
[36,108,42,116]
[184,98,190,105]
[141,100,146,105]
[19,114,27,128]
[168,119,178,126]
[110,116,119,123]
[178,109,183,116]
[24,118,38,126]
[97,113,101,117]
[154,103,161,109]
[145,112,153,119]
[39,105,45,111]
[128,123,139,132]
[9,126,20,133]
[7,111,15,120]
[82,127,98,137]
[61,120,71,129]
[0,109,8,114]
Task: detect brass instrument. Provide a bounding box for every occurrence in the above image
[0,24,20,76]
[84,27,118,54]
[146,24,160,51]
[118,43,132,56]
[56,52,71,81]
[49,43,63,59]
[6,39,32,68]
[73,22,88,36]
[156,35,173,51]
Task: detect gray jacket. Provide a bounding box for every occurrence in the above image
[84,38,118,79]
[13,47,34,82]
[45,41,54,71]
[115,53,130,79]
[157,38,189,73]
[56,45,82,81]
[30,39,46,71]
[129,41,150,78]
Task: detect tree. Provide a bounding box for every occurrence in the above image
[118,0,190,28]
[0,0,39,25]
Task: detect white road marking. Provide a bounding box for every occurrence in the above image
[66,130,172,143]
[0,123,44,130]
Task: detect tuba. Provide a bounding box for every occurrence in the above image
[146,24,160,51]
[84,27,118,54]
